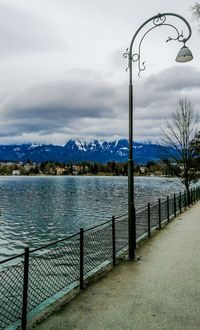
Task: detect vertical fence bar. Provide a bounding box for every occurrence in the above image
[133,206,136,252]
[158,199,161,229]
[112,216,116,266]
[80,228,84,290]
[167,196,169,222]
[148,202,151,237]
[179,192,182,213]
[184,191,186,210]
[174,193,176,217]
[189,189,191,206]
[21,247,29,330]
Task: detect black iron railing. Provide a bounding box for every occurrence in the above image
[0,187,199,329]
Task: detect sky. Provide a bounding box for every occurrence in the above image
[0,0,199,145]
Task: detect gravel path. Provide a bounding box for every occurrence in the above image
[34,203,200,330]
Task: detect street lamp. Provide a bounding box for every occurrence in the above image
[123,13,193,260]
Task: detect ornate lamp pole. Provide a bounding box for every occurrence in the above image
[123,13,193,260]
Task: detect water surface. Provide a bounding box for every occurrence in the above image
[0,176,185,259]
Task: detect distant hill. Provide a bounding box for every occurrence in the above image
[0,139,176,164]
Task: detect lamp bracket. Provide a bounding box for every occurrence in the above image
[123,13,192,76]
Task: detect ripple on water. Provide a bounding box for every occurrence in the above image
[0,176,187,260]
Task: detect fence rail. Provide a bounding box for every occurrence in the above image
[0,187,200,329]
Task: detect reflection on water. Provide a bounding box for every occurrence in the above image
[0,176,184,259]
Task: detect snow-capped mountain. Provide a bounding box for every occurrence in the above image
[0,139,175,164]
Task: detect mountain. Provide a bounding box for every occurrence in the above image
[0,140,175,164]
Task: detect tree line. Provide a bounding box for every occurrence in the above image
[0,161,128,176]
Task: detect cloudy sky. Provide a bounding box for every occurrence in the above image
[0,0,199,145]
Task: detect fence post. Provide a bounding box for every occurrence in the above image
[80,228,84,290]
[167,196,169,222]
[158,199,161,229]
[188,189,191,205]
[179,192,182,213]
[184,191,186,210]
[112,216,116,266]
[21,247,29,330]
[148,202,151,237]
[174,194,176,217]
[188,189,191,206]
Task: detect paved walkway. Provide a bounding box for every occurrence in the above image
[34,203,200,330]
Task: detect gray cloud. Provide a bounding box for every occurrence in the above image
[148,66,200,92]
[134,65,200,115]
[0,70,119,141]
[0,63,200,145]
[0,3,65,56]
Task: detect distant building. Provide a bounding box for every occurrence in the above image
[12,170,20,176]
[140,166,146,174]
[154,170,163,176]
[56,167,65,175]
[72,165,81,172]
[24,163,36,172]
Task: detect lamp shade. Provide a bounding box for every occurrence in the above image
[176,45,193,63]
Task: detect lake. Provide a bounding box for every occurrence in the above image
[0,175,185,259]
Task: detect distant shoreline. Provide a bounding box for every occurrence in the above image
[0,173,171,178]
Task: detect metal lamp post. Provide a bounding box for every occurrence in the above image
[123,13,193,260]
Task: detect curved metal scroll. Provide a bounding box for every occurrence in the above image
[123,13,192,77]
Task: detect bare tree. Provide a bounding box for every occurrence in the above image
[163,97,199,201]
[192,2,200,31]
[192,2,200,21]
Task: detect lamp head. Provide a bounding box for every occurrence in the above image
[176,45,193,63]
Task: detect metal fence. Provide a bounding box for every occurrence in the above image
[0,187,199,330]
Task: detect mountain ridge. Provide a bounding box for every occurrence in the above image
[0,139,175,164]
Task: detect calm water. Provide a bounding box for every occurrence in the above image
[0,175,185,259]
